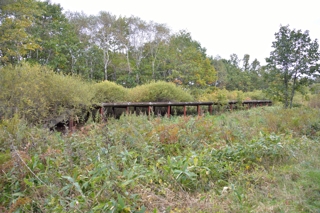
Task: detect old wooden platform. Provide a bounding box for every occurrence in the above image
[98,100,272,119]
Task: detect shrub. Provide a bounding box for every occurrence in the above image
[198,89,243,104]
[308,93,320,108]
[310,83,320,94]
[198,89,271,103]
[128,81,194,102]
[244,90,268,100]
[92,80,128,103]
[0,63,93,125]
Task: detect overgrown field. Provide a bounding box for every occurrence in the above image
[1,106,320,212]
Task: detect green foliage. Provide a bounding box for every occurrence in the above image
[0,106,319,212]
[212,55,266,92]
[165,31,217,87]
[92,80,129,103]
[309,93,320,108]
[310,83,320,94]
[243,90,268,100]
[28,0,81,73]
[0,114,28,148]
[0,0,41,65]
[2,4,320,211]
[198,89,254,104]
[128,81,194,102]
[266,25,320,108]
[1,0,219,88]
[0,63,93,124]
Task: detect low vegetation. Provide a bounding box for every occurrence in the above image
[1,64,319,212]
[0,63,94,125]
[128,81,194,102]
[1,1,320,212]
[0,64,196,126]
[0,63,274,127]
[92,81,129,103]
[1,105,319,212]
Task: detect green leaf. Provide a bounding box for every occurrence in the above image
[23,178,34,187]
[62,176,74,183]
[12,192,24,197]
[117,194,125,209]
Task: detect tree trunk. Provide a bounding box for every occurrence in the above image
[283,72,289,108]
[125,45,131,73]
[289,75,298,108]
[103,49,110,81]
[152,60,155,79]
[104,65,108,81]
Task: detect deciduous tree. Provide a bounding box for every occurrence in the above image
[0,0,40,65]
[266,25,320,108]
[165,30,216,87]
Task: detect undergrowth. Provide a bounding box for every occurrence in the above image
[0,106,319,212]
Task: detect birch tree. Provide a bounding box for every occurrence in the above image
[93,12,116,80]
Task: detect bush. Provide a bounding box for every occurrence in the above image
[198,89,270,105]
[92,80,128,103]
[198,89,243,104]
[128,81,194,102]
[244,90,268,100]
[310,83,320,94]
[0,63,93,125]
[308,93,320,108]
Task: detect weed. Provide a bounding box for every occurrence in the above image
[0,106,319,212]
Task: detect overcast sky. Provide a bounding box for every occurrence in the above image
[49,0,320,65]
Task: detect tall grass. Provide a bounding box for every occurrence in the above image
[0,106,319,212]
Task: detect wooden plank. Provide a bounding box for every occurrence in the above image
[148,106,152,116]
[100,107,105,121]
[209,104,213,115]
[69,116,74,132]
[101,100,272,108]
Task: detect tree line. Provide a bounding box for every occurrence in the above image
[0,0,268,89]
[0,0,216,88]
[1,0,320,107]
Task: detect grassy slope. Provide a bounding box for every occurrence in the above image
[0,106,319,212]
